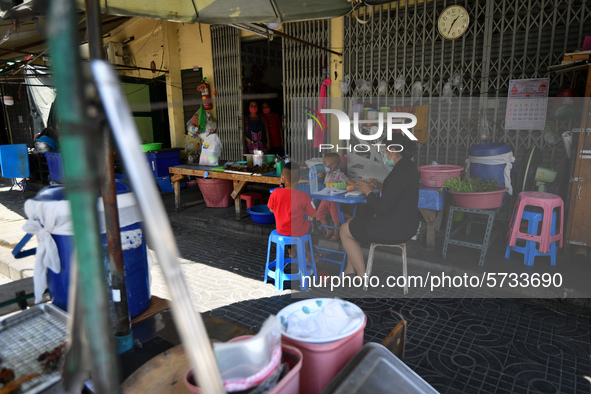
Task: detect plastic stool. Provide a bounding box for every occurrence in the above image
[264,230,317,291]
[507,192,563,254]
[240,192,263,209]
[505,209,557,266]
[364,243,407,294]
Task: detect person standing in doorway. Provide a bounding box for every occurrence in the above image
[244,101,270,153]
[261,101,284,156]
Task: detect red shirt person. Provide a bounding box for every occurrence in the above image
[261,102,284,157]
[268,163,316,237]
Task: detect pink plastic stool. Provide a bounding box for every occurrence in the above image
[507,191,563,254]
[240,192,263,209]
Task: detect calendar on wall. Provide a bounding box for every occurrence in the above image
[505,78,550,130]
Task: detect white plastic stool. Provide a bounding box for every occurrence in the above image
[364,243,408,294]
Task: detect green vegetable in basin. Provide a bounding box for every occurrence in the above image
[439,177,499,193]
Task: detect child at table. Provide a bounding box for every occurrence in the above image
[317,153,354,240]
[268,162,316,259]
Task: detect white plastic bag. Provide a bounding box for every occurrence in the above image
[411,81,423,104]
[199,133,222,166]
[394,75,405,92]
[356,78,371,94]
[377,80,388,95]
[340,74,351,96]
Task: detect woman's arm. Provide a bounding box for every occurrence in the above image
[365,168,407,214]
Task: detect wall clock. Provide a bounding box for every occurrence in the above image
[438,5,469,40]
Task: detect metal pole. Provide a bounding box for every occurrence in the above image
[85,0,133,353]
[47,0,120,392]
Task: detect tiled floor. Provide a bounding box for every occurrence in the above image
[160,225,591,394]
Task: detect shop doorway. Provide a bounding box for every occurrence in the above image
[241,37,284,156]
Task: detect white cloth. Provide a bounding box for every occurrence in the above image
[23,190,144,303]
[465,151,515,195]
[23,198,73,303]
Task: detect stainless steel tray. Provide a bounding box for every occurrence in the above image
[0,304,68,393]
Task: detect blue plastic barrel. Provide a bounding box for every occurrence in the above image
[468,143,511,187]
[41,182,151,318]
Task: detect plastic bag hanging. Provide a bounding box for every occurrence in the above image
[394,75,405,92]
[340,74,351,96]
[450,72,464,93]
[377,80,388,96]
[478,110,490,142]
[411,81,423,104]
[356,78,371,94]
[442,82,453,104]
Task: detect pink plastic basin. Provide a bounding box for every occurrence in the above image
[449,187,509,209]
[184,343,302,394]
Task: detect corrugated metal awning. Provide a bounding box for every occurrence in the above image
[71,0,387,24]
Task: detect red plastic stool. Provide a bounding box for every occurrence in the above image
[240,192,263,209]
[507,191,563,254]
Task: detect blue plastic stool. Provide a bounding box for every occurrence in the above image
[264,230,317,291]
[505,209,557,266]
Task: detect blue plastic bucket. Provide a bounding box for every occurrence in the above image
[42,182,150,318]
[468,143,511,187]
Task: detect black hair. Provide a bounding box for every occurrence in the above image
[387,132,417,159]
[324,152,341,164]
[282,162,300,183]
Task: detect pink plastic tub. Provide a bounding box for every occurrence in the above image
[281,316,366,394]
[449,187,508,209]
[184,343,302,394]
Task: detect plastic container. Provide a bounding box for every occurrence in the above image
[244,154,254,166]
[41,182,151,318]
[141,142,162,152]
[146,150,180,178]
[310,165,318,194]
[467,142,512,188]
[44,151,64,183]
[254,150,264,167]
[264,154,275,163]
[379,106,390,113]
[184,344,302,394]
[196,178,234,208]
[323,343,439,394]
[367,109,379,120]
[449,187,508,209]
[155,176,174,193]
[247,205,275,224]
[281,316,366,394]
[418,164,463,188]
[276,161,284,175]
[351,103,363,116]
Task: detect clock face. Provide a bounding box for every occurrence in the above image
[438,5,469,40]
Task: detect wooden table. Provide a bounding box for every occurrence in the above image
[169,164,282,219]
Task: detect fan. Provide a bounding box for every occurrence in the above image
[515,146,541,194]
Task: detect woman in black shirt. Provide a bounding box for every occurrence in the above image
[340,133,420,277]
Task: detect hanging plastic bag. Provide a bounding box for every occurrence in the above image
[186,105,207,137]
[377,80,388,96]
[356,78,371,94]
[394,75,405,92]
[442,81,453,104]
[340,74,351,96]
[449,72,464,93]
[478,111,490,142]
[411,81,423,104]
